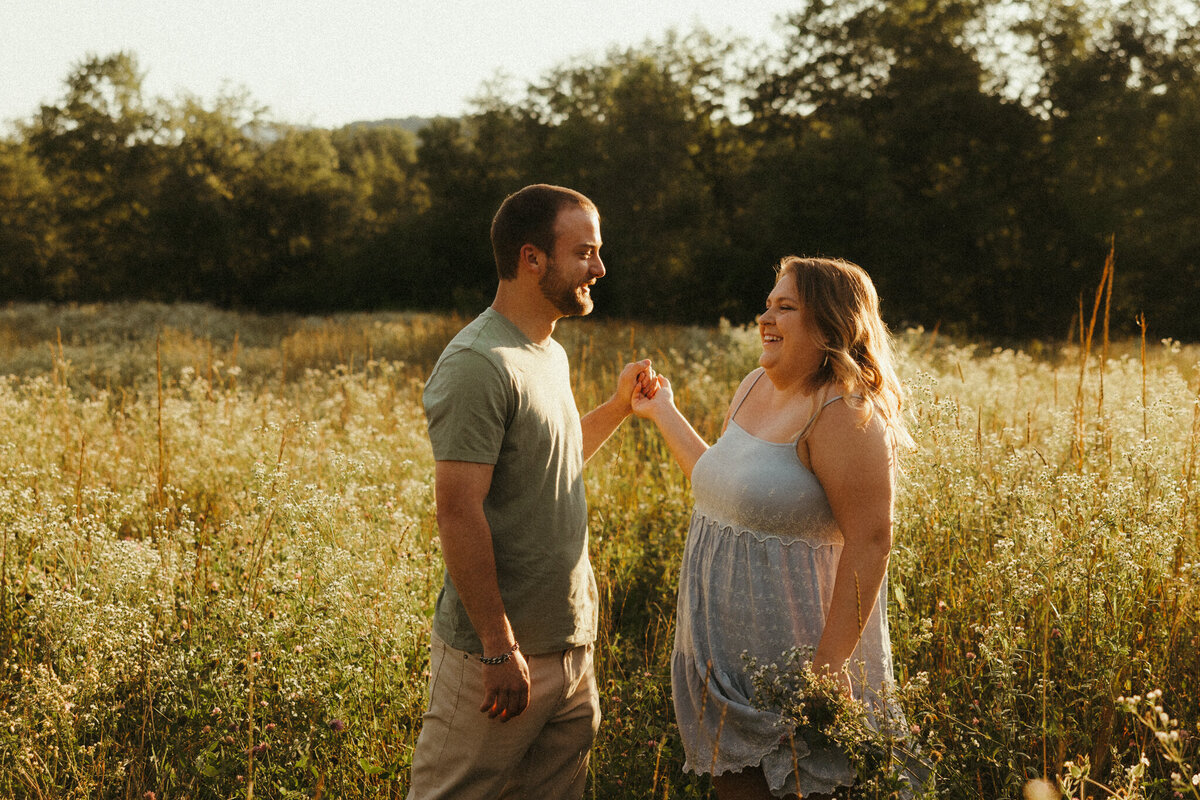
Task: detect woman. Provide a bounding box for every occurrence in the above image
[632,256,914,799]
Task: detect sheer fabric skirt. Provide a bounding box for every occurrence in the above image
[671,511,903,797]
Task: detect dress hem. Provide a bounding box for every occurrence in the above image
[680,753,854,799]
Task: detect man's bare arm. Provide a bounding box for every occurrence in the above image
[434,460,530,721]
[580,359,653,461]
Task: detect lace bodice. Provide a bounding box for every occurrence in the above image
[691,420,842,547]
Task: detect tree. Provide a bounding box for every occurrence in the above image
[24,51,163,298]
[412,116,517,310]
[1029,0,1200,336]
[0,138,61,299]
[146,89,266,303]
[745,0,1093,336]
[238,126,356,308]
[515,30,752,321]
[328,123,430,308]
[4,29,1197,338]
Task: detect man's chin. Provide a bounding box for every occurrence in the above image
[556,293,593,317]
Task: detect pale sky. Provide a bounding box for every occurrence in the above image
[1,0,797,130]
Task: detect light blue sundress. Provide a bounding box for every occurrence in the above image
[672,389,906,797]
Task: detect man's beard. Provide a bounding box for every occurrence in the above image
[539,257,593,317]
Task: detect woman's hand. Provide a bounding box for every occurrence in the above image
[632,374,673,420]
[611,359,655,418]
[630,373,707,479]
[810,655,855,698]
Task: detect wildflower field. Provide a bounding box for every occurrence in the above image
[1,302,1198,799]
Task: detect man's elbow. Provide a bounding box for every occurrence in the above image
[434,500,483,540]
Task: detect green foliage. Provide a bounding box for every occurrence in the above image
[512,31,750,322]
[21,52,163,299]
[3,5,1197,337]
[0,139,62,297]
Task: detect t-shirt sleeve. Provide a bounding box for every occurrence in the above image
[423,349,510,464]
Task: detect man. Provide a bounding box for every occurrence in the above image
[407,184,653,799]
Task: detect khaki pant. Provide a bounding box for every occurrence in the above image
[407,635,600,800]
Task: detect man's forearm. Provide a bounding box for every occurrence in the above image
[437,508,516,655]
[581,359,652,461]
[580,396,629,462]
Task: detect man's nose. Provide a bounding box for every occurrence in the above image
[591,255,605,278]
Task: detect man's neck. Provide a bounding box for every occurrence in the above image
[490,285,558,345]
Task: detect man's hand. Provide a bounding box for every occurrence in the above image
[480,649,531,722]
[611,359,656,417]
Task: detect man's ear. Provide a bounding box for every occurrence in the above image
[519,243,545,274]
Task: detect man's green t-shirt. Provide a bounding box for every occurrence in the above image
[422,308,597,655]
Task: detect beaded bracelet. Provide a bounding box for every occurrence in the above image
[479,642,520,665]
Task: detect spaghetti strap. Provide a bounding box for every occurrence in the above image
[730,369,767,423]
[792,393,863,443]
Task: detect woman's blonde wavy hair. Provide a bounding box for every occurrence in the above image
[777,256,913,448]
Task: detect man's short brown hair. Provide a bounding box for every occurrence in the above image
[490,185,598,280]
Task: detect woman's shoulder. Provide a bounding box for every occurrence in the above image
[732,368,769,406]
[721,368,766,431]
[734,367,766,394]
[814,385,887,436]
[818,381,858,406]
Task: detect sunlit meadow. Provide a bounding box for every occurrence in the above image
[1,302,1197,799]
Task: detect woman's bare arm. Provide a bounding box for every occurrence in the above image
[807,400,895,691]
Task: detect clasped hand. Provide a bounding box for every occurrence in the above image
[631,371,672,419]
[612,358,659,415]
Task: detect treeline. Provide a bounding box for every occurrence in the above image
[2,0,1198,338]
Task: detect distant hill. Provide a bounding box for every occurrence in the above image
[343,116,446,134]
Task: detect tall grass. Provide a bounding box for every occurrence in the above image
[1,302,1197,799]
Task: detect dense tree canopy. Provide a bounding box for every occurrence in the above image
[1,0,1197,339]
